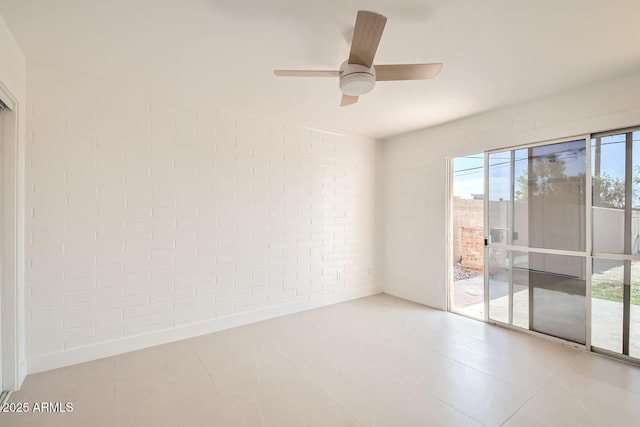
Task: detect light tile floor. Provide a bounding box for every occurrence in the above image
[3,294,640,426]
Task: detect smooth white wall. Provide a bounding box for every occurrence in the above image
[26,64,379,373]
[380,70,640,309]
[0,12,26,388]
[0,13,24,99]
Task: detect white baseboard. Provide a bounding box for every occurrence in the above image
[27,285,382,375]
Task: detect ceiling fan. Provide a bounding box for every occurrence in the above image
[274,10,443,107]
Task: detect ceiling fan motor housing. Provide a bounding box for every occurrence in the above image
[339,62,376,96]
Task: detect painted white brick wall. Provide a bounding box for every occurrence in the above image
[381,70,640,309]
[26,64,379,372]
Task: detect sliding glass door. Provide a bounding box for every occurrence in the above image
[449,126,640,361]
[486,138,588,344]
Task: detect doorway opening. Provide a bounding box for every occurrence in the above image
[450,153,485,320]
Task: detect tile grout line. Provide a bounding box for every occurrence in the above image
[299,310,489,422]
[498,349,582,426]
[188,322,365,427]
[297,303,584,426]
[275,309,484,426]
[261,336,367,427]
[425,310,583,393]
[497,373,555,427]
[571,351,640,397]
[350,344,489,426]
[303,301,528,393]
[186,340,256,419]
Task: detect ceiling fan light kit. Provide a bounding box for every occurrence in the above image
[274,10,443,107]
[339,62,376,96]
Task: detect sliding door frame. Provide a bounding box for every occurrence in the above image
[484,134,592,350]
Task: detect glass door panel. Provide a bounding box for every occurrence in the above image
[488,249,529,327]
[591,258,624,353]
[528,140,586,252]
[529,253,586,344]
[513,149,529,247]
[487,139,588,345]
[592,134,626,254]
[488,151,511,246]
[591,129,640,360]
[488,248,509,324]
[511,251,530,329]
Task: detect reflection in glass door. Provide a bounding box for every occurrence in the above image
[487,139,588,344]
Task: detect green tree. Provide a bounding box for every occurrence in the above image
[593,172,625,208]
[515,172,528,200]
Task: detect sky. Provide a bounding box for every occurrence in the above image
[452,154,484,198]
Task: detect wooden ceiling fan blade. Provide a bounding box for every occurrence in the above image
[375,63,443,81]
[348,11,387,68]
[340,94,359,107]
[274,70,340,77]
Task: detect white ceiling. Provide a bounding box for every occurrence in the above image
[1,0,639,138]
